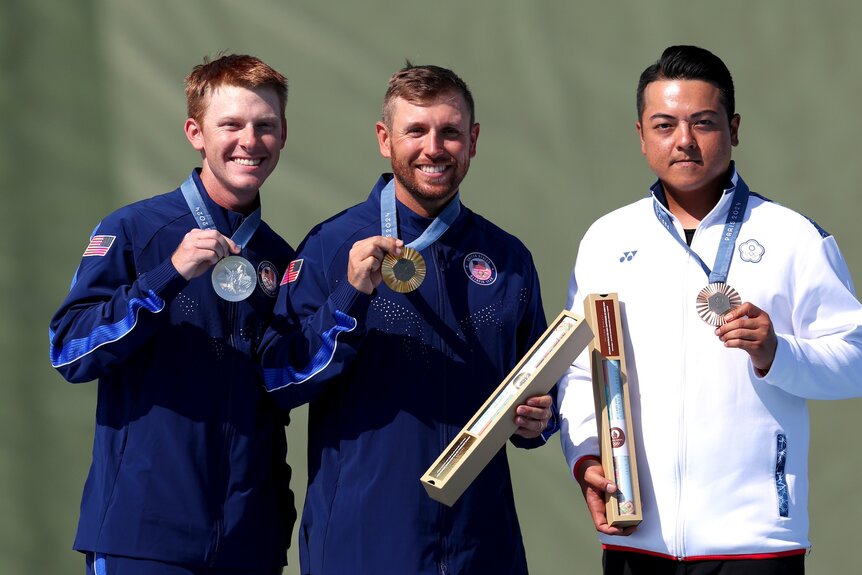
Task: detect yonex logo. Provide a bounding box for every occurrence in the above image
[619,250,638,263]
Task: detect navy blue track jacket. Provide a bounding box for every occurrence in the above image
[260,174,557,575]
[49,170,295,570]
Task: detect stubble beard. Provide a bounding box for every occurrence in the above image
[391,156,470,209]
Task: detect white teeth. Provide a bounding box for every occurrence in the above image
[233,158,261,166]
[419,165,446,173]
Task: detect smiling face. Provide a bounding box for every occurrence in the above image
[376,90,479,217]
[185,84,286,212]
[637,79,740,205]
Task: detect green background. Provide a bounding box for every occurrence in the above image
[2,1,860,573]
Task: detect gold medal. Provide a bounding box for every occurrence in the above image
[381,247,426,293]
[696,282,742,326]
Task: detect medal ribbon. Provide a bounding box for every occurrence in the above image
[180,173,261,248]
[379,178,460,250]
[651,175,749,284]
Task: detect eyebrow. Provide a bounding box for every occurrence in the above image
[648,110,720,121]
[398,122,424,131]
[216,112,280,122]
[400,121,462,131]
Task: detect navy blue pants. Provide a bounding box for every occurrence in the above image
[85,553,283,575]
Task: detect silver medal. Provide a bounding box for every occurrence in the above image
[212,255,257,301]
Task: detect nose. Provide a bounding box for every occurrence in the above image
[423,130,446,157]
[240,124,258,148]
[676,122,696,150]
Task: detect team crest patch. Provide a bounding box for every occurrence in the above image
[738,239,765,263]
[257,261,279,297]
[83,235,115,257]
[464,252,497,285]
[281,259,303,286]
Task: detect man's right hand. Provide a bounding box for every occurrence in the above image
[171,228,239,281]
[347,237,403,294]
[578,459,637,536]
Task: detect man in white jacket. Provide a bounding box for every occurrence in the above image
[559,45,862,575]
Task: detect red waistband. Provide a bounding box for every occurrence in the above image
[602,543,808,562]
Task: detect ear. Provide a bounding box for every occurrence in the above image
[636,121,646,156]
[280,116,288,149]
[185,118,204,151]
[376,121,392,159]
[469,123,480,158]
[729,113,741,147]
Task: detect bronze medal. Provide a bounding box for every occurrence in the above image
[695,282,742,326]
[381,247,426,293]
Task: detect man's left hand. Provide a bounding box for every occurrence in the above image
[715,301,778,376]
[513,394,553,439]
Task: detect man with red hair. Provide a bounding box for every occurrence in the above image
[50,54,295,574]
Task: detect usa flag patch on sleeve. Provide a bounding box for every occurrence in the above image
[83,235,116,257]
[281,259,303,285]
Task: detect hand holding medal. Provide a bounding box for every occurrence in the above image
[652,176,750,327]
[209,208,260,302]
[378,178,459,293]
[714,301,779,375]
[696,282,742,326]
[346,236,404,295]
[653,176,779,371]
[180,175,261,302]
[171,228,239,281]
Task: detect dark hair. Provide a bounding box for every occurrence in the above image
[636,45,735,120]
[185,53,288,124]
[382,61,475,128]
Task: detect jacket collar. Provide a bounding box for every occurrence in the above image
[190,168,261,235]
[369,173,467,240]
[649,161,745,228]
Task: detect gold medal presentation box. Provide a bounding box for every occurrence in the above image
[585,293,642,527]
[421,310,593,507]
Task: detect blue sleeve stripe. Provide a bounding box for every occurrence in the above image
[49,290,165,368]
[262,310,357,392]
[541,399,561,441]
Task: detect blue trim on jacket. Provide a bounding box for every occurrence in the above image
[50,290,164,368]
[260,174,552,575]
[48,170,296,569]
[263,309,357,391]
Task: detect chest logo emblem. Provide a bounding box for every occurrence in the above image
[257,261,279,297]
[619,250,638,263]
[738,239,765,263]
[464,252,497,286]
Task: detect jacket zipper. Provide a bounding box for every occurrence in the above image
[673,224,694,560]
[432,245,451,575]
[211,286,239,564]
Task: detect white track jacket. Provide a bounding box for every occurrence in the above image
[559,168,862,560]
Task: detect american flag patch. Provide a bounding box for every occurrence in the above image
[83,235,116,257]
[281,259,303,285]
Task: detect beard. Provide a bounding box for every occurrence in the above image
[390,151,470,208]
